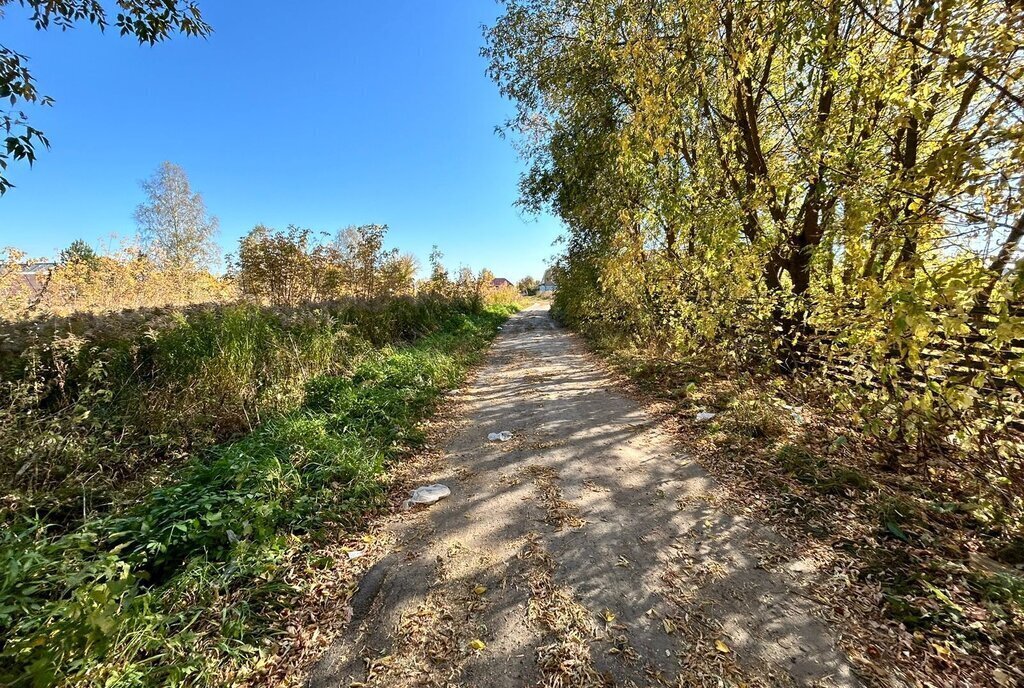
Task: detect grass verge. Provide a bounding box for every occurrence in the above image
[0,304,515,687]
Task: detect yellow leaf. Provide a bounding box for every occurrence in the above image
[473,585,487,595]
[601,608,616,623]
[663,618,676,634]
[468,639,486,651]
[714,639,731,653]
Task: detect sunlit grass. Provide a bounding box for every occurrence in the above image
[0,301,514,686]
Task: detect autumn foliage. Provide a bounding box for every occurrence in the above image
[486,0,1023,494]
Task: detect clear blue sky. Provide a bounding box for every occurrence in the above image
[0,1,561,281]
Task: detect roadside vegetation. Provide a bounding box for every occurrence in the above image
[1,297,513,686]
[1,201,523,685]
[487,0,1022,685]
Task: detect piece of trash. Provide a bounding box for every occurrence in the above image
[695,411,717,422]
[346,549,364,560]
[487,431,513,442]
[781,403,806,425]
[402,484,451,510]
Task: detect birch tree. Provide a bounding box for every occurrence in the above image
[134,161,219,271]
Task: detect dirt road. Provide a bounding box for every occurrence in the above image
[309,304,859,687]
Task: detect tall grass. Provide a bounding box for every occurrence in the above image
[0,297,515,686]
[0,296,479,523]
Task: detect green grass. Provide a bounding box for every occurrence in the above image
[776,444,873,495]
[0,304,513,687]
[0,296,483,524]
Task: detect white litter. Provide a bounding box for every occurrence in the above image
[695,411,717,422]
[487,431,513,442]
[347,549,364,560]
[780,403,806,425]
[402,484,451,510]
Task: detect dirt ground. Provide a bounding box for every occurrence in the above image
[307,304,862,687]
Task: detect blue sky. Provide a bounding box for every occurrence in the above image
[0,1,561,281]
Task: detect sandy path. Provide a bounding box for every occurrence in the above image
[308,304,859,688]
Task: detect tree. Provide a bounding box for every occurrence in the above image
[517,275,539,295]
[59,239,98,267]
[134,161,219,271]
[379,252,419,296]
[336,224,416,298]
[485,0,1024,460]
[428,245,448,282]
[233,225,344,305]
[423,246,452,296]
[486,0,1024,340]
[337,224,390,298]
[0,1,211,194]
[0,246,28,318]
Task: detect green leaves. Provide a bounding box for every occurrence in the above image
[0,1,211,193]
[487,0,1024,475]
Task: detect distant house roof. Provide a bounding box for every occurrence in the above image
[22,262,57,274]
[538,281,556,290]
[16,262,56,296]
[491,277,513,288]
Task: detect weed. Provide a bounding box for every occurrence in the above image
[776,444,872,495]
[721,394,786,438]
[0,299,513,686]
[875,495,924,543]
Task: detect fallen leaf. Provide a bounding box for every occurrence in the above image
[473,585,487,595]
[468,639,486,651]
[885,520,909,542]
[601,608,616,623]
[714,639,731,653]
[663,618,676,634]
